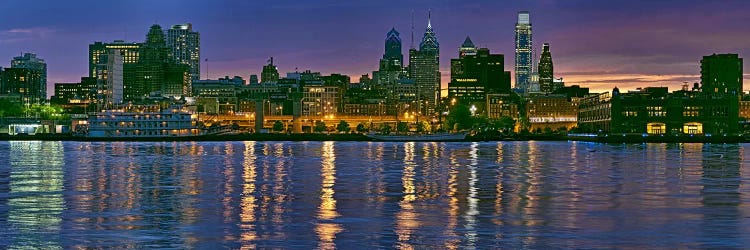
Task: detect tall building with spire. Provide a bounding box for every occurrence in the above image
[515,11,533,93]
[167,23,201,81]
[538,43,554,93]
[408,11,440,115]
[10,53,47,101]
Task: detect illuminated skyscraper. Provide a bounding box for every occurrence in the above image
[538,43,554,93]
[459,36,477,58]
[515,11,533,93]
[10,53,47,101]
[167,23,201,81]
[408,11,440,115]
[383,28,403,68]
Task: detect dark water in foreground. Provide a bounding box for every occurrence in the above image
[0,141,749,249]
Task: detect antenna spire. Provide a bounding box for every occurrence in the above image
[410,10,415,49]
[427,9,432,29]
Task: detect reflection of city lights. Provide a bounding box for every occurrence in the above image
[316,141,341,249]
[240,141,258,246]
[396,142,419,248]
[8,141,65,248]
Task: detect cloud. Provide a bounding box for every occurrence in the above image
[0,27,55,44]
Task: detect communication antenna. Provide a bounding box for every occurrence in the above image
[410,10,415,49]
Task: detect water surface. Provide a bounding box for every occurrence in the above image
[1,141,749,248]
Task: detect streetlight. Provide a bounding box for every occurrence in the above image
[470,105,477,116]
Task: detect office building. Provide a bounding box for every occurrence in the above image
[261,57,280,83]
[0,67,43,105]
[10,53,47,101]
[408,12,440,115]
[93,50,124,108]
[167,23,201,81]
[701,54,743,96]
[514,11,533,92]
[448,47,511,111]
[538,43,554,93]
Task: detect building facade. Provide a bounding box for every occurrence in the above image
[514,11,533,93]
[94,50,124,108]
[448,47,511,112]
[261,57,280,83]
[167,23,201,81]
[0,68,43,105]
[10,53,47,102]
[538,43,554,93]
[408,14,440,116]
[526,95,577,131]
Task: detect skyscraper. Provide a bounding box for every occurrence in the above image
[409,12,440,115]
[167,23,201,81]
[449,47,511,106]
[459,36,477,58]
[89,40,142,103]
[538,43,554,93]
[515,11,533,93]
[127,24,190,100]
[11,53,47,100]
[261,57,280,83]
[94,50,123,108]
[701,54,743,96]
[374,28,406,92]
[383,28,403,68]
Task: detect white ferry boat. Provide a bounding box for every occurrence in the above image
[87,108,202,138]
[365,132,467,142]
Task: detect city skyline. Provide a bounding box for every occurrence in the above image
[1,0,749,97]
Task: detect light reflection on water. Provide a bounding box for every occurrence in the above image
[0,141,749,248]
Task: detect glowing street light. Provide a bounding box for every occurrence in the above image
[470,105,477,116]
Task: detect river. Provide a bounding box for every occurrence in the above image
[0,141,748,248]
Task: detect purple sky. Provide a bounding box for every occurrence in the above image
[1,0,749,96]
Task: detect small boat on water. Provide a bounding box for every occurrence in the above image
[365,132,467,142]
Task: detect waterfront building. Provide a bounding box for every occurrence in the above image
[10,53,47,102]
[578,86,739,135]
[701,54,743,96]
[87,107,200,137]
[0,68,43,105]
[514,11,533,93]
[448,47,511,113]
[192,79,240,114]
[408,12,440,116]
[538,43,554,93]
[302,85,340,119]
[167,23,201,81]
[52,77,97,112]
[261,57,280,83]
[526,94,578,131]
[486,93,521,121]
[577,91,612,133]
